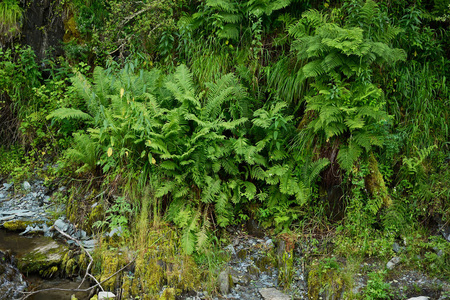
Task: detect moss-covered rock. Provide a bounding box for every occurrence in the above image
[18,239,67,274]
[2,220,33,231]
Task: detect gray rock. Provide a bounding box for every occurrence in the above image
[23,181,31,191]
[225,244,236,256]
[3,209,28,215]
[82,239,97,250]
[259,288,290,300]
[0,215,15,222]
[387,256,401,270]
[218,269,231,295]
[80,230,87,240]
[265,239,274,249]
[108,226,123,237]
[19,239,67,273]
[3,183,13,191]
[98,291,116,300]
[406,297,430,300]
[54,218,69,232]
[393,242,402,253]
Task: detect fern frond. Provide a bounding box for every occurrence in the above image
[47,108,93,121]
[241,181,257,200]
[305,158,330,186]
[337,143,362,171]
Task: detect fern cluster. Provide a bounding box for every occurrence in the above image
[289,1,406,172]
[49,62,330,251]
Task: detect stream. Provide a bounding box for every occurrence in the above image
[0,229,90,300]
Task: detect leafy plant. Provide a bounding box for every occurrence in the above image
[364,270,392,299]
[0,0,22,43]
[290,1,406,172]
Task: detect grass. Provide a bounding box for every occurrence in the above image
[0,0,22,41]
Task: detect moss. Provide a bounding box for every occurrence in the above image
[18,240,66,274]
[87,204,104,233]
[121,275,133,300]
[63,16,80,43]
[2,220,33,231]
[65,258,76,275]
[365,153,392,207]
[100,254,120,291]
[89,296,98,300]
[40,265,58,278]
[278,250,294,288]
[307,258,353,300]
[159,287,175,300]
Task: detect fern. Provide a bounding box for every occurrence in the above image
[337,142,363,171]
[64,133,99,174]
[47,108,93,121]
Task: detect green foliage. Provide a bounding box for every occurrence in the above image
[290,1,405,172]
[94,196,132,237]
[0,0,22,43]
[364,270,392,300]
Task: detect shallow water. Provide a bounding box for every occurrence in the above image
[0,229,91,300]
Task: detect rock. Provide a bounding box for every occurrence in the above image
[259,288,290,300]
[0,215,15,222]
[407,297,430,300]
[82,239,97,251]
[43,196,51,204]
[265,239,274,250]
[387,256,401,270]
[0,250,27,299]
[23,181,32,191]
[224,244,236,256]
[218,269,231,295]
[107,226,123,237]
[98,291,116,300]
[3,183,13,191]
[54,218,70,232]
[18,239,67,273]
[393,242,402,253]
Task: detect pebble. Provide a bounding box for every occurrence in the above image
[23,181,31,191]
[387,256,401,270]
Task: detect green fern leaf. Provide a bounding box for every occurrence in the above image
[337,143,362,171]
[47,108,93,121]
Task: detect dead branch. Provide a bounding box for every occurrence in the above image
[19,226,135,300]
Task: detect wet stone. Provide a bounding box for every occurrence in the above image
[218,269,231,295]
[0,250,27,299]
[259,288,290,300]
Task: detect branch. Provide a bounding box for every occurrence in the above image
[19,226,135,299]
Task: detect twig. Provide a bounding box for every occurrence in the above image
[19,226,135,299]
[19,260,134,300]
[53,225,104,292]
